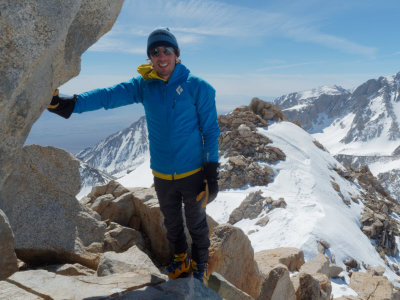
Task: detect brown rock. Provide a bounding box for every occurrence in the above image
[0,209,18,280]
[103,222,145,253]
[257,264,295,300]
[350,272,393,300]
[299,253,330,276]
[291,272,331,300]
[255,247,305,272]
[209,224,262,299]
[131,187,170,264]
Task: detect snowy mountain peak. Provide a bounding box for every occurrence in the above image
[298,85,349,100]
[77,116,149,177]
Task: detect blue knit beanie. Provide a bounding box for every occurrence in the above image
[147,28,180,57]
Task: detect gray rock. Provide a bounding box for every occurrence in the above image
[0,0,124,190]
[0,145,106,268]
[208,272,254,300]
[0,209,18,280]
[97,245,161,277]
[5,269,165,299]
[103,222,145,253]
[110,277,222,300]
[329,263,344,278]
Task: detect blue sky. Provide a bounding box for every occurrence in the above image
[27,0,400,153]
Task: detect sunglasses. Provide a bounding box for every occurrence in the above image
[150,47,175,57]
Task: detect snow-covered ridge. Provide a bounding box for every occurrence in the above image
[76,116,149,177]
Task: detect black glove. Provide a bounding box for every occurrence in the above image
[204,162,219,203]
[47,89,77,119]
[195,162,219,207]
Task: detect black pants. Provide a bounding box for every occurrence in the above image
[154,171,210,263]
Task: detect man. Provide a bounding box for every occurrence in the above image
[48,28,220,284]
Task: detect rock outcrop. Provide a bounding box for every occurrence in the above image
[208,223,262,298]
[0,209,18,280]
[0,145,106,268]
[349,272,394,300]
[255,247,305,272]
[0,0,124,190]
[218,103,286,190]
[229,190,287,225]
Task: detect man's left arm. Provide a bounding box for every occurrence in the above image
[196,81,220,203]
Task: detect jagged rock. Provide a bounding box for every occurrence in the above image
[229,191,265,224]
[0,0,124,190]
[255,215,270,227]
[329,264,344,278]
[257,264,296,300]
[367,265,386,276]
[229,191,287,225]
[0,209,18,280]
[350,272,393,300]
[43,263,96,276]
[218,107,286,190]
[344,258,360,271]
[249,97,288,122]
[208,272,254,300]
[111,277,222,299]
[208,224,262,299]
[89,190,135,226]
[299,253,330,277]
[255,247,305,272]
[0,145,106,269]
[4,269,165,299]
[103,222,145,253]
[97,245,161,277]
[291,272,331,300]
[130,187,170,264]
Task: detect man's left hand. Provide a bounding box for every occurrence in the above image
[196,162,219,207]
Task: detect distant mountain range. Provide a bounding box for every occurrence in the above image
[76,115,149,178]
[274,72,400,200]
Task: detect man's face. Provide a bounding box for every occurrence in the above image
[149,46,177,81]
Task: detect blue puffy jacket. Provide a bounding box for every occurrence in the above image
[73,63,220,177]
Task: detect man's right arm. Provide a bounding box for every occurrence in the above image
[48,77,143,118]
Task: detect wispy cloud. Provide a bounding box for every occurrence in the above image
[90,0,376,58]
[257,61,325,72]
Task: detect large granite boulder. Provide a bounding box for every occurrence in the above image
[2,269,165,299]
[208,223,262,299]
[255,247,305,272]
[349,272,394,300]
[0,209,18,280]
[0,145,106,268]
[0,0,124,190]
[97,245,160,276]
[130,187,171,264]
